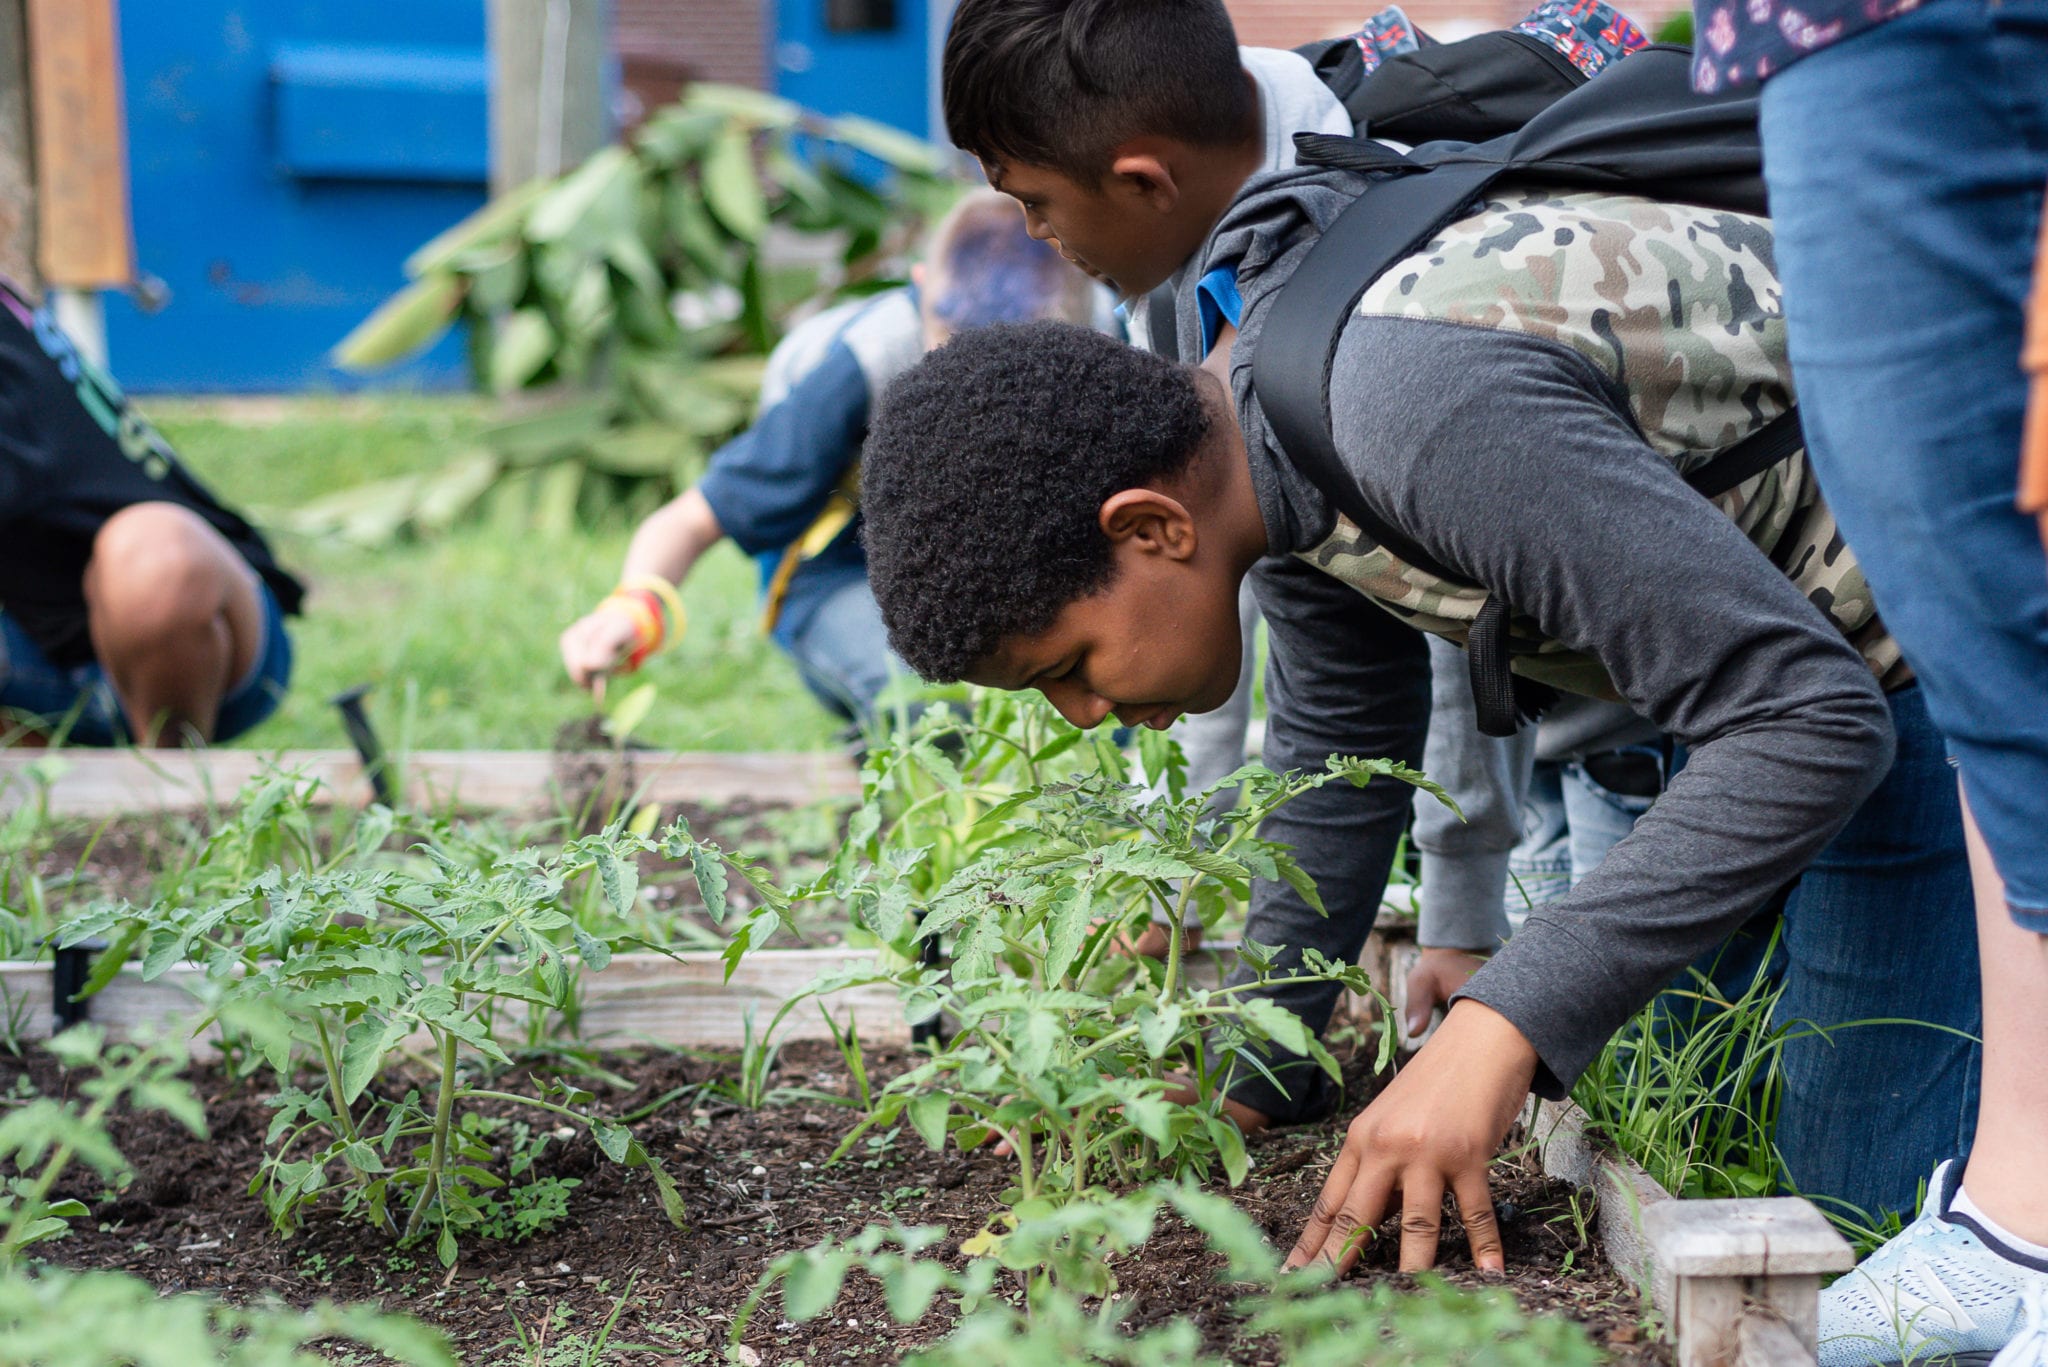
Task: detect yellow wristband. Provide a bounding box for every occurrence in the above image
[619,574,686,641]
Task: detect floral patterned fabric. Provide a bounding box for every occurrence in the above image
[1346,0,1647,78]
[1691,0,1926,90]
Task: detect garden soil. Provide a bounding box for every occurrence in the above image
[9,1035,1671,1364]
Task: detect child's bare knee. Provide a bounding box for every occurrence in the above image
[86,504,240,643]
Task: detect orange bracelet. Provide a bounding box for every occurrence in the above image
[598,591,664,671]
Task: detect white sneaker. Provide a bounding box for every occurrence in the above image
[1990,1283,2048,1367]
[1819,1161,2048,1367]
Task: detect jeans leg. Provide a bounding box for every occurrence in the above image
[1558,761,1655,885]
[1773,686,1981,1222]
[779,579,910,726]
[1506,761,1572,930]
[1761,0,2048,924]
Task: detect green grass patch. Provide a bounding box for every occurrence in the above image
[147,396,843,753]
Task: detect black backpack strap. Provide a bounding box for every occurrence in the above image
[1253,152,1505,588]
[1686,408,1803,498]
[1252,154,1535,736]
[1143,282,1180,363]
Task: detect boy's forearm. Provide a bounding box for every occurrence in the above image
[1455,701,1889,1096]
[619,487,725,589]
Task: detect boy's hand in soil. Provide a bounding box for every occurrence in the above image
[1403,947,1488,1041]
[1286,999,1538,1275]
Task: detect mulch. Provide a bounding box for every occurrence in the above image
[6,1030,1671,1364]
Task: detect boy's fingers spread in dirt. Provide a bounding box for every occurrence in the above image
[1453,1168,1506,1272]
[1396,1171,1447,1272]
[1329,1163,1398,1275]
[1283,1145,1359,1269]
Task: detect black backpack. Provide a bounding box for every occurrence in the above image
[1240,40,1800,736]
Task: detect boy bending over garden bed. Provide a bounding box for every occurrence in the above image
[855,192,1976,1279]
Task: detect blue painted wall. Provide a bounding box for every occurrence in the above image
[774,0,936,137]
[109,3,490,392]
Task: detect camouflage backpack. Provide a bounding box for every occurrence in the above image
[1295,186,1902,706]
[1248,44,1899,735]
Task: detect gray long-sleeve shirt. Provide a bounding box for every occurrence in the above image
[1203,171,1895,1101]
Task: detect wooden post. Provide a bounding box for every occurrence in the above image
[487,0,609,196]
[1643,1197,1855,1367]
[0,0,35,290]
[23,0,131,289]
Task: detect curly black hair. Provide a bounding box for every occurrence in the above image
[860,321,1212,681]
[942,0,1253,184]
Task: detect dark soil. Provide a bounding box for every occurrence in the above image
[7,1033,1670,1364]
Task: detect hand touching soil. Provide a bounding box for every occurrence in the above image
[1287,999,1538,1274]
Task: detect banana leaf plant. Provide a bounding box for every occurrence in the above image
[316,85,961,543]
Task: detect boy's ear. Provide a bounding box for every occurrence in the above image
[1099,488,1198,560]
[1106,140,1182,213]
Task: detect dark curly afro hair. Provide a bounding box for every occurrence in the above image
[860,320,1212,681]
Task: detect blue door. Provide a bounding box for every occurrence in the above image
[774,0,938,137]
[108,2,490,392]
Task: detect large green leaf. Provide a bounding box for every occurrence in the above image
[486,309,558,395]
[526,146,639,247]
[405,176,549,276]
[827,113,952,176]
[332,273,465,370]
[456,244,529,316]
[684,83,800,129]
[701,128,769,242]
[586,424,688,476]
[482,395,614,465]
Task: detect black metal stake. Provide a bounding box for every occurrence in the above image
[49,938,103,1032]
[331,684,395,807]
[910,912,949,1049]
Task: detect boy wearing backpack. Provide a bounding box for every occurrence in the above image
[939,0,1657,958]
[864,38,1979,1272]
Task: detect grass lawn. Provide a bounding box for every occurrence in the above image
[148,395,845,753]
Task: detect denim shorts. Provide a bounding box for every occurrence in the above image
[1762,0,2048,931]
[0,583,293,745]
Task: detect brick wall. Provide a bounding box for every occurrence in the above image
[614,0,765,127]
[1223,0,1687,46]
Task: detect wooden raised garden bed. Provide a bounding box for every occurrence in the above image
[1530,1099,1854,1367]
[0,748,1859,1363]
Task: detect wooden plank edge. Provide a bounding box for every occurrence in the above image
[1529,1097,1678,1305]
[0,749,862,817]
[0,949,910,1050]
[1738,1307,1819,1367]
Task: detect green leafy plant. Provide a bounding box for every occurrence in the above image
[57,813,711,1265]
[0,1027,452,1366]
[728,695,1448,1225]
[0,1270,455,1367]
[321,84,959,542]
[734,1184,1606,1366]
[843,756,1439,1212]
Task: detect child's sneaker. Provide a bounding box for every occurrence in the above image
[1819,1161,2048,1367]
[1990,1282,2048,1366]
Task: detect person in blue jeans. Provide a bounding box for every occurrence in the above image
[0,281,299,747]
[557,190,1105,727]
[1693,0,2048,1362]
